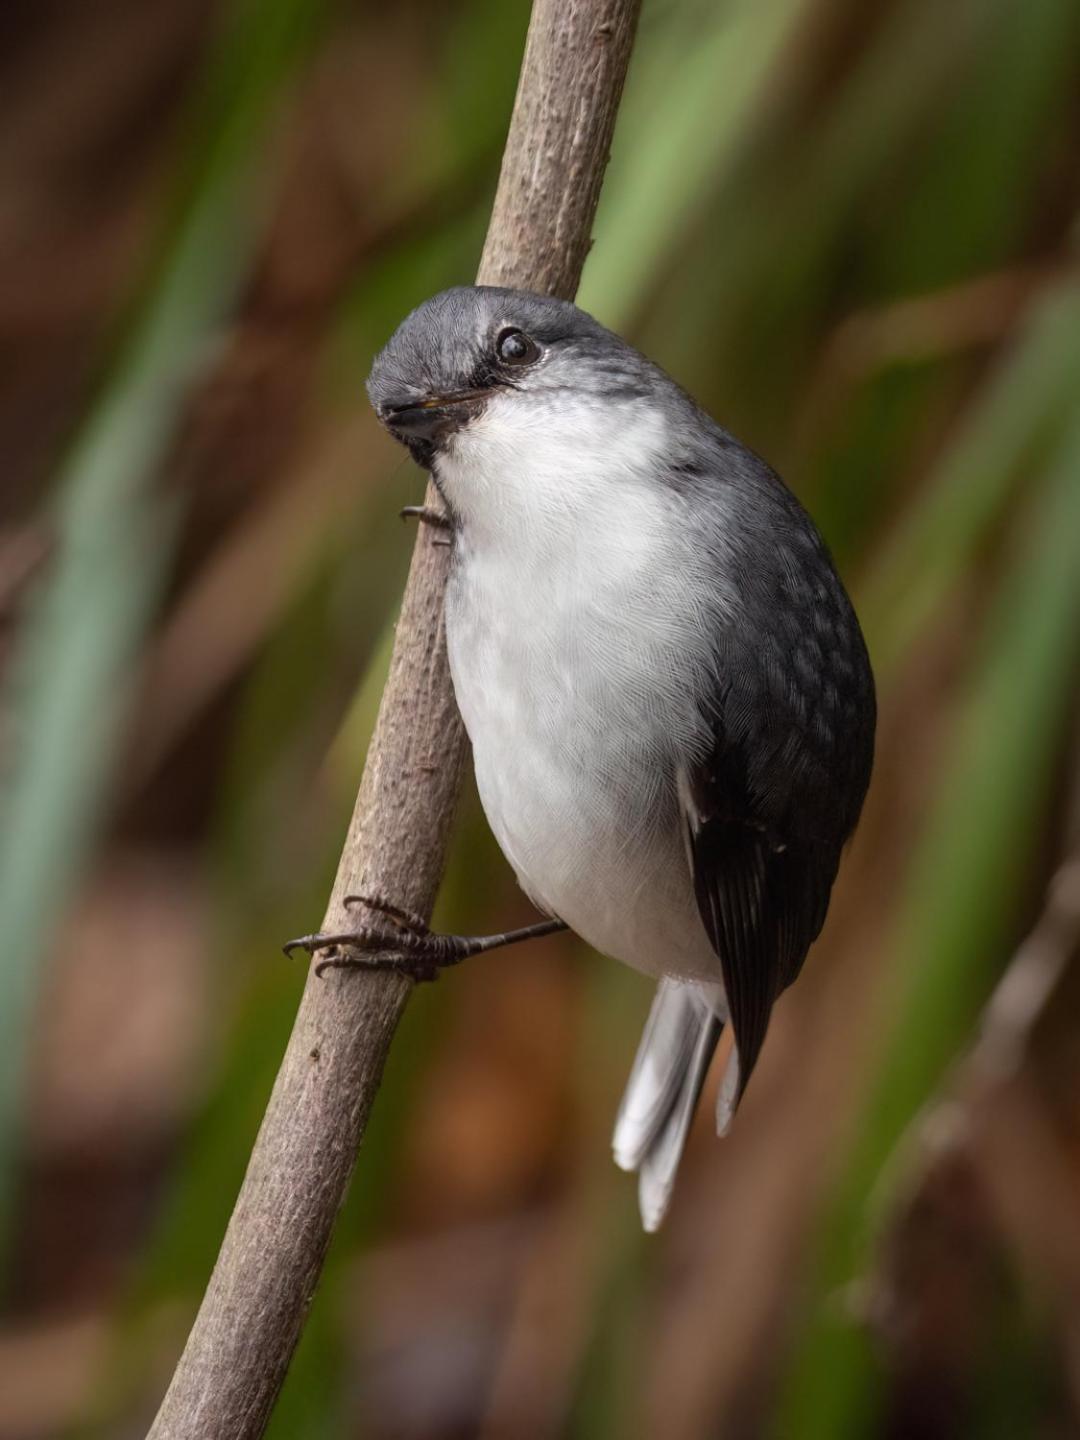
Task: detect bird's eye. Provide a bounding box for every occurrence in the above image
[495,327,540,366]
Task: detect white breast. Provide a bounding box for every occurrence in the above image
[438,393,727,983]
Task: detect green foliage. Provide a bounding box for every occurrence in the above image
[773,401,1080,1439]
[0,0,328,1266]
[10,0,1080,1434]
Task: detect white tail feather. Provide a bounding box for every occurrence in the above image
[637,1012,719,1231]
[715,1045,741,1137]
[613,979,723,1230]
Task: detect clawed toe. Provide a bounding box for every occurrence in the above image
[282,909,566,980]
[282,918,435,984]
[283,887,433,963]
[400,505,453,546]
[313,951,440,983]
[343,893,427,934]
[309,923,442,982]
[400,504,451,531]
[283,932,350,960]
[282,933,318,958]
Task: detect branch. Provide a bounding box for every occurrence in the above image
[147,2,641,1435]
[858,848,1080,1343]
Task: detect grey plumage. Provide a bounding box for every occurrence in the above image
[368,286,875,1229]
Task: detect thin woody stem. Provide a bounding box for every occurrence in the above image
[146,3,641,1437]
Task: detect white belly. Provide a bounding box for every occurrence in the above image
[443,489,723,985]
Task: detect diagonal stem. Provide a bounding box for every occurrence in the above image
[147,2,642,1436]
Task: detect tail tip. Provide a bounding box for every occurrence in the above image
[715,1046,742,1137]
[612,1138,639,1173]
[638,1168,672,1233]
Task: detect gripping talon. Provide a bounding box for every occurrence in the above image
[285,920,432,966]
[314,952,440,983]
[282,913,565,977]
[400,504,453,546]
[400,504,451,530]
[343,893,427,933]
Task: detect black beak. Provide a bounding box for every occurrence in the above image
[379,388,494,444]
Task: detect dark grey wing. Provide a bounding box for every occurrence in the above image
[681,744,838,1104]
[680,511,875,1107]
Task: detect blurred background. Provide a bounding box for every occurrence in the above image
[1,0,1079,1435]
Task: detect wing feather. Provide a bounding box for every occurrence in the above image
[680,592,871,1108]
[659,438,874,1116]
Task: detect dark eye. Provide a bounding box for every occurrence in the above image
[495,327,540,366]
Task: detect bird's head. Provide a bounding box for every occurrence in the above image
[367,287,673,524]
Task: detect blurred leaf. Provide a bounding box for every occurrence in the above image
[773,403,1080,1439]
[0,0,325,1264]
[863,280,1080,674]
[581,0,807,330]
[871,0,1080,292]
[644,0,979,393]
[37,1,1080,1435]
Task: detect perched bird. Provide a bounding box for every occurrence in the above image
[322,286,874,1229]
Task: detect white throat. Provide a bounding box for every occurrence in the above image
[435,390,674,553]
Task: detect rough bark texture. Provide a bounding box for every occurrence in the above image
[147,1,641,1435]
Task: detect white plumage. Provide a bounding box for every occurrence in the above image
[441,390,731,989]
[437,390,734,1232]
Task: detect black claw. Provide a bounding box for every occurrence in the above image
[283,913,565,978]
[282,935,315,958]
[343,893,426,933]
[400,504,452,533]
[314,952,439,983]
[284,921,427,962]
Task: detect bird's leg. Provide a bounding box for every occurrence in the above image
[399,504,450,529]
[400,505,453,546]
[283,892,567,981]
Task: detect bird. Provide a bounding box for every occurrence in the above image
[300,285,875,1231]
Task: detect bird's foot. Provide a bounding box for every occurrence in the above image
[282,893,568,982]
[343,891,427,933]
[400,505,453,546]
[283,892,439,981]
